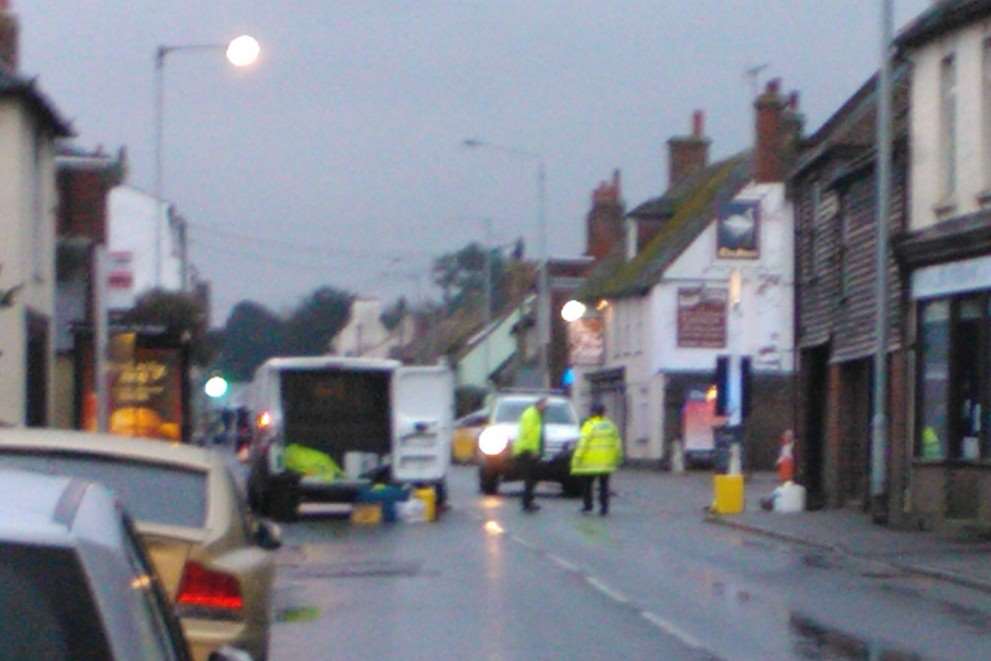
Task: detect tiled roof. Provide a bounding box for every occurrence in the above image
[579,152,751,300]
[0,68,72,136]
[896,0,991,50]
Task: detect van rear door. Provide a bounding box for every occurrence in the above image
[391,366,453,483]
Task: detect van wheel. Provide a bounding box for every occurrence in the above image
[266,484,299,522]
[479,469,500,495]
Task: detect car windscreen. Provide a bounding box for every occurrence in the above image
[493,400,576,425]
[0,542,113,661]
[0,452,207,528]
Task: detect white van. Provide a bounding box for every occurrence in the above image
[245,356,453,521]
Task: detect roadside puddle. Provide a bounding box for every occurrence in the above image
[789,613,921,660]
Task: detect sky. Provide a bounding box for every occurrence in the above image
[18,1,932,326]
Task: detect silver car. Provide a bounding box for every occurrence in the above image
[0,469,191,660]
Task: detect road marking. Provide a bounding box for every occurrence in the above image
[640,611,707,652]
[584,576,630,604]
[546,554,579,572]
[510,534,535,549]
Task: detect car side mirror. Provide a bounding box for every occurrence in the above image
[255,519,282,550]
[208,646,253,661]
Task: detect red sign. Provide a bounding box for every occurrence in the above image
[677,288,727,348]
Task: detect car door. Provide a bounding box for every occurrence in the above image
[391,366,453,483]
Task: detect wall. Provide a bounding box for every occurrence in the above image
[457,306,523,388]
[0,102,56,426]
[654,182,795,374]
[909,21,991,231]
[107,186,182,309]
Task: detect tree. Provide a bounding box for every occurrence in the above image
[214,301,285,381]
[123,289,214,365]
[282,286,353,356]
[431,242,508,315]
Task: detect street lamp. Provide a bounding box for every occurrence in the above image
[561,300,586,323]
[462,138,549,388]
[153,34,260,288]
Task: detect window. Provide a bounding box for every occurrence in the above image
[916,296,991,462]
[940,54,957,197]
[31,129,45,280]
[809,181,820,281]
[837,193,850,300]
[0,452,207,527]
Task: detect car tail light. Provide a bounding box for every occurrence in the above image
[177,561,243,611]
[256,411,272,429]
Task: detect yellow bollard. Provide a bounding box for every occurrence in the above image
[412,487,437,522]
[712,474,744,515]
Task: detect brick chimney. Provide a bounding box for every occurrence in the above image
[584,169,624,261]
[754,79,801,183]
[667,110,710,188]
[0,0,17,73]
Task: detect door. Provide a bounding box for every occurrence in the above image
[25,313,49,427]
[391,366,454,482]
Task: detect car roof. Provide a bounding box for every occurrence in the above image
[494,394,571,405]
[0,428,216,471]
[262,356,401,372]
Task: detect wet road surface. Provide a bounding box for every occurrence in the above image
[269,467,991,660]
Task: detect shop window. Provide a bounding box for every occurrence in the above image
[953,299,983,460]
[918,300,949,460]
[940,54,958,198]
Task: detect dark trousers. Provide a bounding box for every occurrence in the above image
[518,452,538,509]
[581,473,610,514]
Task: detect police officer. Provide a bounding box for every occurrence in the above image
[515,397,547,513]
[571,402,622,515]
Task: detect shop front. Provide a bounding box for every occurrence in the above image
[903,235,991,530]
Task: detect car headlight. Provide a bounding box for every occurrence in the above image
[478,427,510,456]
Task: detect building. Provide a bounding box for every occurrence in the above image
[53,144,126,430]
[788,70,910,513]
[0,1,73,427]
[892,0,991,531]
[578,86,801,467]
[106,185,187,312]
[329,297,414,359]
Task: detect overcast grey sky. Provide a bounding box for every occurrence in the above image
[20,1,930,325]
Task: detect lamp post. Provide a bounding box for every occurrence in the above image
[153,34,260,288]
[462,138,549,388]
[871,0,894,523]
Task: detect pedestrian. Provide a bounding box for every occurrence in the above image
[514,397,547,513]
[571,402,623,516]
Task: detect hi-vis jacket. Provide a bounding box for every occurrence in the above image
[570,416,622,475]
[513,405,543,457]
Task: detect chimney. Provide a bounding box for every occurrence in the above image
[754,79,796,183]
[667,110,710,188]
[584,169,625,261]
[0,0,17,73]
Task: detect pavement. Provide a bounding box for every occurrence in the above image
[699,471,991,595]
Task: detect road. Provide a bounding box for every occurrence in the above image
[268,467,991,660]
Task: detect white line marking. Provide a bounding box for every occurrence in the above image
[584,576,630,604]
[546,554,579,572]
[640,611,706,652]
[510,535,535,549]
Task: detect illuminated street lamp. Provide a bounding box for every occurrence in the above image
[153,34,261,287]
[561,299,586,323]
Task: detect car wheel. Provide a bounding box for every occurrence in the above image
[479,468,500,495]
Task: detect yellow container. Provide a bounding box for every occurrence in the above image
[351,502,383,525]
[413,487,437,522]
[712,474,744,515]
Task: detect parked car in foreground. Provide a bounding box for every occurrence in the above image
[476,392,583,496]
[0,469,192,660]
[0,429,278,661]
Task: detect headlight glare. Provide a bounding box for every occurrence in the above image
[479,427,510,456]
